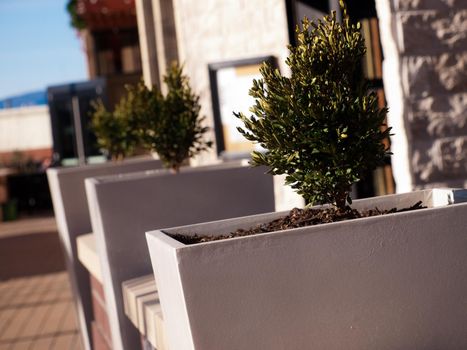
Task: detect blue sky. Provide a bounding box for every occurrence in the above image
[0,0,87,98]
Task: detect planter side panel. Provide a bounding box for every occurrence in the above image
[87,165,275,350]
[172,203,467,350]
[147,233,192,350]
[46,158,161,350]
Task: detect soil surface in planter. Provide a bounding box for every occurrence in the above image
[170,201,426,245]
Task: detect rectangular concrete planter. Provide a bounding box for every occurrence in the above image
[85,161,276,350]
[146,188,467,350]
[46,157,161,350]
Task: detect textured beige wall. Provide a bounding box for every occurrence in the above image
[377,0,467,191]
[136,0,161,88]
[171,0,290,161]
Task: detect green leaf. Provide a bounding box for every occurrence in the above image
[234,0,390,210]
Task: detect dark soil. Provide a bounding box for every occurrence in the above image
[170,201,426,245]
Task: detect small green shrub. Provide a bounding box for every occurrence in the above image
[91,83,151,160]
[236,0,391,210]
[144,63,212,172]
[91,65,210,168]
[91,100,129,161]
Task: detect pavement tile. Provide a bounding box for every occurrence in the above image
[0,309,16,335]
[0,219,82,350]
[13,291,53,306]
[10,341,33,350]
[8,304,50,340]
[51,332,78,350]
[29,336,54,350]
[0,272,72,310]
[0,279,30,308]
[70,333,83,350]
[0,306,33,341]
[54,285,72,299]
[26,275,55,296]
[38,301,70,336]
[59,305,79,332]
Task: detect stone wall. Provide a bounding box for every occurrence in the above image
[171,0,290,161]
[377,0,467,191]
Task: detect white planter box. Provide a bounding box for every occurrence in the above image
[146,188,467,350]
[46,157,161,350]
[85,161,276,350]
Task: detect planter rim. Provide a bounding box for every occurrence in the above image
[46,155,155,175]
[87,159,251,185]
[147,188,467,249]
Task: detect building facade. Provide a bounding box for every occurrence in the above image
[0,92,52,165]
[137,0,466,193]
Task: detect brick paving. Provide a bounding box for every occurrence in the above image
[0,218,83,350]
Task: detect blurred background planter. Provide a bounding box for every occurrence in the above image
[84,160,276,350]
[46,156,162,350]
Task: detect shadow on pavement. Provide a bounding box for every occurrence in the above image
[0,231,65,280]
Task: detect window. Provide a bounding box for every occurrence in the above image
[208,56,277,157]
[93,28,142,76]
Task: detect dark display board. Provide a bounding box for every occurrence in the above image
[48,79,106,166]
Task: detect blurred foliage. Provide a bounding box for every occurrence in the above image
[91,63,211,168]
[66,0,86,30]
[143,62,212,172]
[236,0,391,210]
[90,83,149,161]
